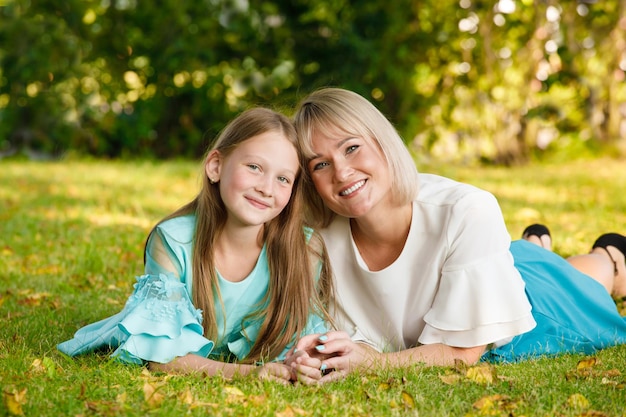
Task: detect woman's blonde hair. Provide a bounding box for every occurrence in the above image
[293,88,420,227]
[149,107,333,363]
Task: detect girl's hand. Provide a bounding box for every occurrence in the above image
[290,352,324,385]
[254,363,292,385]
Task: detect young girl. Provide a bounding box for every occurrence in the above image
[58,108,333,383]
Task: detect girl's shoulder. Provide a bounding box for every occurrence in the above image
[154,214,196,244]
[303,226,314,242]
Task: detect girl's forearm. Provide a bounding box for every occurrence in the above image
[149,354,256,379]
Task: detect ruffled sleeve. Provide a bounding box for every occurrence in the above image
[58,274,214,365]
[418,189,536,347]
[420,250,536,347]
[113,273,214,364]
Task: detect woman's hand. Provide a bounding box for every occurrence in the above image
[291,331,351,358]
[288,331,381,383]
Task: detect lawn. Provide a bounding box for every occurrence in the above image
[1,158,625,416]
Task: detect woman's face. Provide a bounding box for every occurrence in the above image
[307,128,392,219]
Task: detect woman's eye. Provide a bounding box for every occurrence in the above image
[346,145,359,154]
[312,161,329,171]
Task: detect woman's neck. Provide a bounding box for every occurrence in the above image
[350,203,412,271]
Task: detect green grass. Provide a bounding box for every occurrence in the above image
[1,158,625,417]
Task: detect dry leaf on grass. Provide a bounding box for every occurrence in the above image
[142,381,165,408]
[2,388,27,416]
[401,391,416,409]
[223,385,246,404]
[577,357,598,370]
[30,357,57,378]
[567,393,590,410]
[576,411,610,417]
[178,388,194,405]
[17,291,54,307]
[466,363,496,385]
[439,373,463,385]
[276,405,310,417]
[472,394,518,415]
[565,357,623,384]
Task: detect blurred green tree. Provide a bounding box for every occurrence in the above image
[0,0,624,162]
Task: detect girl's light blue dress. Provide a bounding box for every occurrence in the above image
[57,215,328,364]
[484,240,626,362]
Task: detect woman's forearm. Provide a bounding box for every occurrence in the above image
[381,343,487,368]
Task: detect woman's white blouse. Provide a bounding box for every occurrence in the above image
[321,173,536,352]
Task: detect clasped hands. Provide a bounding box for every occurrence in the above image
[257,331,378,385]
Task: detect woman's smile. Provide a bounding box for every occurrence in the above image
[339,180,366,197]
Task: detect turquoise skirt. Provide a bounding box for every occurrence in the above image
[484,240,626,363]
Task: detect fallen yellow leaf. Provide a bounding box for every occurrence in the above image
[178,388,194,405]
[248,394,267,406]
[439,373,462,385]
[3,387,27,416]
[472,394,514,414]
[276,405,309,417]
[30,359,44,373]
[223,386,245,397]
[577,357,598,370]
[143,381,165,408]
[377,382,391,391]
[116,392,127,404]
[567,393,589,410]
[401,391,415,409]
[466,363,495,384]
[188,401,219,410]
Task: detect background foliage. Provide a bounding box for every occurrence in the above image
[1,0,625,162]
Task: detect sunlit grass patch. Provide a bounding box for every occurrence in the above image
[1,158,625,416]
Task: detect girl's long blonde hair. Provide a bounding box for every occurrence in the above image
[148,107,333,363]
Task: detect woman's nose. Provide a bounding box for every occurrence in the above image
[333,159,354,182]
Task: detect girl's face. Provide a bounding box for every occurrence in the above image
[206,132,299,228]
[307,129,392,219]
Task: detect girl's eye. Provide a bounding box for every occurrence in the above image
[278,176,291,184]
[346,145,359,154]
[247,164,260,171]
[311,161,329,171]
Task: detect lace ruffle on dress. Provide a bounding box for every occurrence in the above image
[58,273,213,364]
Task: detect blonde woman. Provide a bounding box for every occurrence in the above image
[288,88,626,384]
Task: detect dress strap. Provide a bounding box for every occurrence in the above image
[597,246,618,276]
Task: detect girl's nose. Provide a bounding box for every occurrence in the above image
[255,175,273,196]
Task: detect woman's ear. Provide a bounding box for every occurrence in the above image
[205,150,221,184]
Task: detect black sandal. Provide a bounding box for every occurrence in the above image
[592,233,626,276]
[522,224,552,248]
